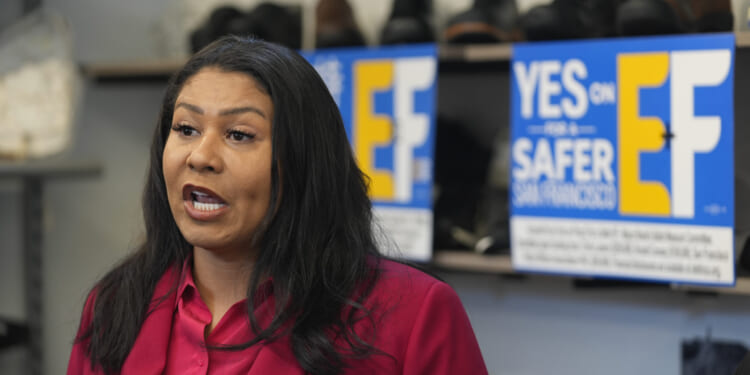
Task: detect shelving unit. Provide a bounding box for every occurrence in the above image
[77,31,750,300]
[438,43,512,62]
[433,250,514,274]
[0,159,102,375]
[432,250,750,296]
[81,31,750,79]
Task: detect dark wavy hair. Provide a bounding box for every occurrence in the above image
[79,36,383,374]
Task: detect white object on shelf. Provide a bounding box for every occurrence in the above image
[0,10,80,160]
[0,59,77,159]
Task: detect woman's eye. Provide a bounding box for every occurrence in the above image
[228,130,254,142]
[172,124,198,137]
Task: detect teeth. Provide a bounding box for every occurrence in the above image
[193,201,226,212]
[193,191,209,197]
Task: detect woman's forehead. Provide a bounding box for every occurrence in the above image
[180,67,265,96]
[175,67,272,116]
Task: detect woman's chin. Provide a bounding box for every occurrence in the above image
[182,234,231,253]
[183,234,255,256]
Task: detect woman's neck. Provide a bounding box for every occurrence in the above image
[191,246,255,332]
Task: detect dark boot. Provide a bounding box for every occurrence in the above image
[521,0,618,41]
[190,3,302,53]
[615,0,732,36]
[443,0,518,44]
[586,0,623,38]
[316,0,366,48]
[687,0,734,32]
[380,0,434,45]
[190,6,245,53]
[615,0,685,36]
[237,3,302,49]
[432,117,493,250]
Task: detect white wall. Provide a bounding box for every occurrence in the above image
[442,272,750,375]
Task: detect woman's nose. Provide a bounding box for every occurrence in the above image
[187,134,224,173]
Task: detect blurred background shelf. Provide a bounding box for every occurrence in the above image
[672,275,750,296]
[438,43,513,62]
[82,31,750,81]
[0,159,102,179]
[432,250,513,274]
[433,250,750,297]
[81,43,514,81]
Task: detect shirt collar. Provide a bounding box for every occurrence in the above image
[174,256,275,311]
[175,256,197,311]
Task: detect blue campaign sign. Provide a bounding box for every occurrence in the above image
[303,44,437,210]
[510,34,735,285]
[303,44,438,261]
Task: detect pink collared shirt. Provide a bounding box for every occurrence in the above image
[163,260,276,374]
[68,259,488,374]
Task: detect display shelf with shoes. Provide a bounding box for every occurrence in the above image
[81,31,750,80]
[77,14,750,298]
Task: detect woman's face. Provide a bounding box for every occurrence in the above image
[163,67,274,254]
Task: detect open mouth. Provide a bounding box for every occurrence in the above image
[183,184,227,212]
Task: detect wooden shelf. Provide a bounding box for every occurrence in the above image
[432,250,750,296]
[0,159,102,179]
[82,44,513,80]
[438,43,512,63]
[432,250,513,274]
[671,276,750,296]
[81,31,750,80]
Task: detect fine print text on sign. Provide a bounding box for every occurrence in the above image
[510,34,735,285]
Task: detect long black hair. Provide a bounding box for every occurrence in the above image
[79,36,383,374]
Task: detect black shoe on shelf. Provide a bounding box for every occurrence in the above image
[190,6,245,53]
[688,0,734,32]
[235,3,302,50]
[521,0,621,41]
[380,0,434,45]
[189,3,301,53]
[443,0,518,44]
[615,0,684,36]
[615,0,733,37]
[316,0,366,48]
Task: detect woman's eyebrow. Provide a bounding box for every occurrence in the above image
[219,106,267,118]
[175,102,267,118]
[175,102,204,114]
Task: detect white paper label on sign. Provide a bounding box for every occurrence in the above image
[511,216,734,285]
[373,206,432,262]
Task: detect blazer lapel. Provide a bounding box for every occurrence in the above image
[121,266,180,375]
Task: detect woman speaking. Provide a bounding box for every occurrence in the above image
[67,36,487,375]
